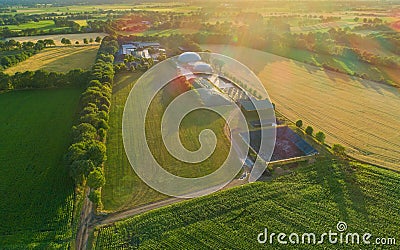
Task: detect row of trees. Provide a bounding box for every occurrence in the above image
[65,36,117,209]
[60,36,102,45]
[0,40,55,70]
[296,119,345,157]
[0,68,89,91]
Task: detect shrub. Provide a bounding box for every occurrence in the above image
[332,144,346,156]
[87,169,105,189]
[88,189,102,208]
[305,126,313,135]
[315,131,326,143]
[296,120,303,128]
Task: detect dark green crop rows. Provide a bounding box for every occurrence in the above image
[92,158,400,249]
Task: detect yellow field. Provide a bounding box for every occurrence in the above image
[4,46,99,74]
[6,32,107,46]
[74,20,88,26]
[203,44,400,170]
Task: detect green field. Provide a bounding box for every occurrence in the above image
[4,19,70,33]
[102,72,231,211]
[119,28,198,37]
[93,157,400,249]
[6,20,56,31]
[0,88,82,248]
[4,46,99,74]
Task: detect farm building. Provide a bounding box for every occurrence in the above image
[240,126,318,164]
[178,52,202,64]
[238,99,274,113]
[117,41,166,64]
[121,44,137,55]
[172,52,318,177]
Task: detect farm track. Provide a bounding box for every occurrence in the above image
[203,45,400,170]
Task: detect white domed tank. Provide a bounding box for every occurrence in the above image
[193,62,213,73]
[178,52,201,64]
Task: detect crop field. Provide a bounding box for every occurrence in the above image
[0,88,82,248]
[73,20,89,26]
[4,20,63,32]
[291,21,359,33]
[4,46,99,74]
[203,45,400,170]
[92,158,400,249]
[102,72,231,211]
[6,32,107,46]
[268,47,399,87]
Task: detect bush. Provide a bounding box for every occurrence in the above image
[332,144,346,156]
[296,120,303,127]
[87,169,105,189]
[305,126,313,135]
[88,189,102,208]
[315,131,326,143]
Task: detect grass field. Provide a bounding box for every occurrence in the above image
[202,44,400,170]
[0,88,82,248]
[92,157,400,249]
[5,20,60,31]
[4,46,99,74]
[6,32,107,46]
[102,72,231,211]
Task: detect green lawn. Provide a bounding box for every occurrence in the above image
[0,88,82,248]
[93,157,400,249]
[102,72,231,211]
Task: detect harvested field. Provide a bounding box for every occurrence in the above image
[4,46,99,74]
[202,44,400,170]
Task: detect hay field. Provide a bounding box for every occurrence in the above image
[4,46,99,74]
[203,44,400,170]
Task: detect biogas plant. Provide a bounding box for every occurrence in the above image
[174,52,318,179]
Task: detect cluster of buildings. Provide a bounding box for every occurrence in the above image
[174,52,318,178]
[116,41,166,65]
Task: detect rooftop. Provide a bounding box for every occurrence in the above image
[238,98,274,111]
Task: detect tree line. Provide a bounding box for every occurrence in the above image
[0,39,55,70]
[64,36,118,209]
[0,68,90,91]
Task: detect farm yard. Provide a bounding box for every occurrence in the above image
[0,88,82,248]
[202,45,400,170]
[4,46,99,74]
[102,72,231,211]
[91,158,400,249]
